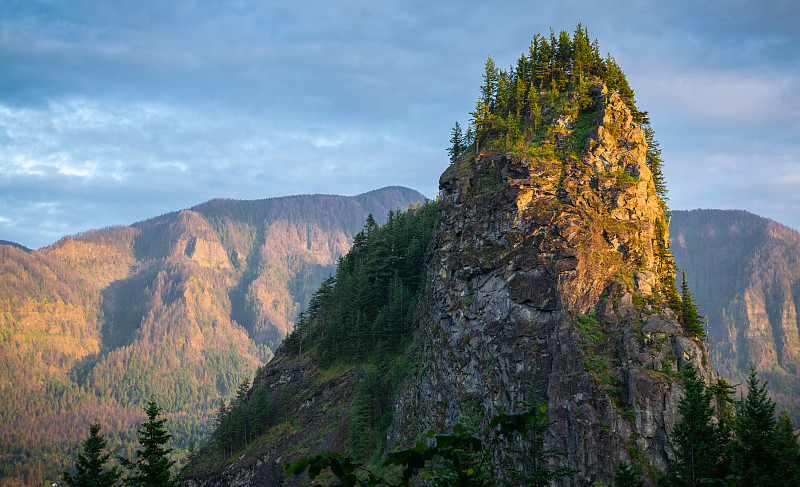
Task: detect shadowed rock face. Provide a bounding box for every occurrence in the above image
[389,85,709,486]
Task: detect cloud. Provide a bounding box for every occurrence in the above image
[1,0,799,246]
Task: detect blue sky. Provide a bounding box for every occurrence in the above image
[1,0,799,249]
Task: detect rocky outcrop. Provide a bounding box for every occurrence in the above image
[388,84,709,486]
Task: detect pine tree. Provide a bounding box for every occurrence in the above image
[614,460,644,487]
[772,410,800,485]
[234,378,251,448]
[185,443,196,467]
[679,271,705,340]
[732,368,777,487]
[666,361,720,486]
[709,375,736,475]
[63,423,121,487]
[480,56,498,108]
[572,24,592,83]
[448,121,464,163]
[119,401,179,487]
[643,123,668,208]
[654,218,681,311]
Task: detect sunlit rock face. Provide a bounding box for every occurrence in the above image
[389,84,709,486]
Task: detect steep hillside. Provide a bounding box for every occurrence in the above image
[0,186,424,485]
[185,29,710,487]
[671,209,800,421]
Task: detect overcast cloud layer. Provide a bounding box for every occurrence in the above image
[1,0,799,249]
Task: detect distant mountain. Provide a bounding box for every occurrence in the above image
[671,209,800,421]
[0,240,31,252]
[0,186,426,484]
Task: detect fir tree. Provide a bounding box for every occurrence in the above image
[480,56,499,108]
[666,361,720,486]
[643,123,668,209]
[679,271,705,340]
[614,460,644,487]
[63,422,121,487]
[464,125,474,151]
[732,368,777,487]
[119,401,179,487]
[772,410,800,486]
[447,121,464,163]
[654,218,681,311]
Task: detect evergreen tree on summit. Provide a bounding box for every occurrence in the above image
[448,121,465,163]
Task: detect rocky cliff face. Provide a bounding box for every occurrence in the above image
[671,209,800,422]
[388,84,709,486]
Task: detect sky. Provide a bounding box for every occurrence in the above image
[1,0,799,249]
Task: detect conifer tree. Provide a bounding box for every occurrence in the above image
[772,410,800,485]
[120,401,179,487]
[63,422,121,487]
[480,56,498,108]
[572,24,592,83]
[654,218,681,311]
[679,271,705,340]
[448,121,464,163]
[732,368,777,487]
[464,125,474,150]
[643,123,668,209]
[666,361,720,486]
[614,460,644,487]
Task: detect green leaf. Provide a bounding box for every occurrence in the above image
[284,457,309,475]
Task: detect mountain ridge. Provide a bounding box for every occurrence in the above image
[0,186,426,484]
[671,208,800,422]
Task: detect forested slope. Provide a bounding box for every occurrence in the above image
[0,186,424,486]
[671,209,800,423]
[183,201,438,482]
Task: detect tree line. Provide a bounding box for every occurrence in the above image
[282,201,437,365]
[196,203,438,465]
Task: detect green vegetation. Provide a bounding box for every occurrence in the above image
[679,271,705,340]
[62,423,121,487]
[194,202,438,467]
[459,24,666,207]
[0,190,420,484]
[660,363,800,486]
[654,216,682,312]
[118,401,180,487]
[577,313,627,409]
[283,202,437,365]
[62,401,180,487]
[614,460,645,487]
[285,403,575,487]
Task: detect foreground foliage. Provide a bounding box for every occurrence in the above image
[63,401,180,487]
[62,423,121,487]
[659,363,800,486]
[285,404,575,487]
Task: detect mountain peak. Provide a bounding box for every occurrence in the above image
[388,74,706,483]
